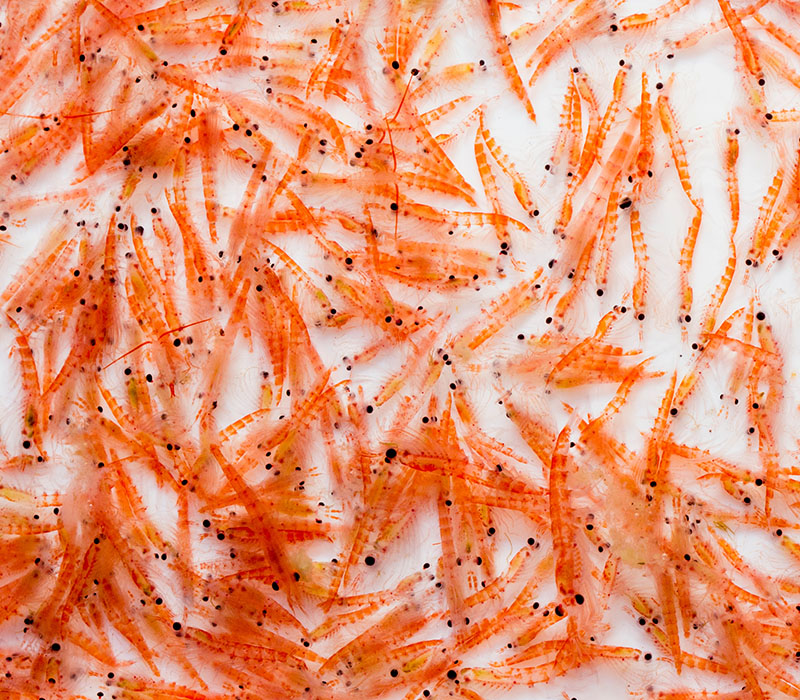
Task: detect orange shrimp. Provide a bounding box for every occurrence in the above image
[5,313,44,456]
[717,0,762,79]
[572,69,601,183]
[724,127,740,231]
[619,0,693,29]
[478,108,536,213]
[486,0,536,122]
[474,128,510,245]
[629,206,649,316]
[551,76,576,171]
[527,0,605,86]
[678,205,703,320]
[550,425,578,598]
[657,91,699,208]
[750,166,785,263]
[595,171,624,288]
[559,108,640,272]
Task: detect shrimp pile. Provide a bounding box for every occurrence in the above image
[3,0,800,698]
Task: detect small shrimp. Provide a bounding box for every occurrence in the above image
[526,0,605,86]
[452,272,543,355]
[724,127,741,231]
[717,0,762,80]
[474,128,510,245]
[5,313,44,456]
[479,108,536,213]
[657,91,699,208]
[550,425,578,598]
[749,165,785,263]
[486,0,536,122]
[619,0,693,30]
[678,205,703,320]
[551,77,576,171]
[629,206,649,316]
